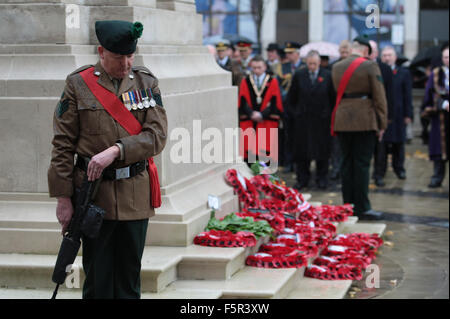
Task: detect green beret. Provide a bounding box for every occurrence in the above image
[95,20,143,55]
[353,34,372,56]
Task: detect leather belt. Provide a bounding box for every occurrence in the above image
[343,93,372,99]
[75,155,147,181]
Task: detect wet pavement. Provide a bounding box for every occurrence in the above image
[279,136,449,299]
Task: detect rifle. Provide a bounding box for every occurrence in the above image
[51,173,105,299]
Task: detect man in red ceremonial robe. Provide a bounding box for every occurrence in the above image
[238,55,284,168]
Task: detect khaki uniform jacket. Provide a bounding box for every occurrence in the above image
[48,62,168,221]
[332,54,388,132]
[231,59,247,87]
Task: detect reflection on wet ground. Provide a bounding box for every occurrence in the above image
[279,136,449,299]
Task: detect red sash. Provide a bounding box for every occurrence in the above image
[330,57,367,137]
[80,67,162,208]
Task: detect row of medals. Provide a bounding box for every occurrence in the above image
[121,89,156,111]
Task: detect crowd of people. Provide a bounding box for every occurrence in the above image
[210,37,449,220]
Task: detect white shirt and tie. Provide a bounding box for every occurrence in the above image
[254,73,267,89]
[218,56,229,68]
[309,68,320,84]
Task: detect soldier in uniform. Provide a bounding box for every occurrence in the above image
[266,43,280,75]
[215,41,232,72]
[275,42,304,173]
[331,36,388,220]
[231,39,254,87]
[48,20,168,298]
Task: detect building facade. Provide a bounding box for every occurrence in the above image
[196,0,449,60]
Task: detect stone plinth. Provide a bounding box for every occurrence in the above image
[0,1,244,246]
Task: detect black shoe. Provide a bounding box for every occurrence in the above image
[358,210,384,221]
[374,177,385,187]
[396,171,406,180]
[428,180,442,188]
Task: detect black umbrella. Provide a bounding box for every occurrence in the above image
[396,54,409,66]
[410,46,442,69]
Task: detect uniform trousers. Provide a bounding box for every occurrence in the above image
[338,131,377,215]
[82,219,148,299]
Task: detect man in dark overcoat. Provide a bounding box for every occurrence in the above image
[374,46,413,184]
[288,50,336,190]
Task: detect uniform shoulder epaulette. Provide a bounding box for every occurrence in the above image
[69,65,94,77]
[132,66,157,79]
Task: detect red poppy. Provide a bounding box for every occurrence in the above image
[393,69,398,75]
[318,76,324,83]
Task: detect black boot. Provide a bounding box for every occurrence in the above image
[429,160,446,188]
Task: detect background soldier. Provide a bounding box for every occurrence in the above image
[231,39,253,86]
[215,41,232,72]
[266,43,281,75]
[276,41,303,173]
[48,20,168,299]
[331,36,388,221]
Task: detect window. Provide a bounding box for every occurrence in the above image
[196,0,258,45]
[324,0,405,51]
[420,0,449,10]
[278,0,308,10]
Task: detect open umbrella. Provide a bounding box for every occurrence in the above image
[299,41,340,59]
[396,54,409,66]
[410,46,442,69]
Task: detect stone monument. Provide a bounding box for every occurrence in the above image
[0,0,244,250]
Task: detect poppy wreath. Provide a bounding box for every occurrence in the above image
[225,169,259,209]
[194,230,257,248]
[329,233,383,254]
[246,250,308,269]
[259,242,297,255]
[313,204,354,222]
[313,255,370,270]
[321,245,375,267]
[250,175,286,200]
[260,241,318,259]
[305,264,363,281]
[249,174,311,214]
[297,208,321,223]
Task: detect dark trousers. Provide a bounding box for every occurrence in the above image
[338,131,377,215]
[296,159,329,186]
[283,113,295,167]
[82,219,149,299]
[330,136,342,178]
[373,141,406,178]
